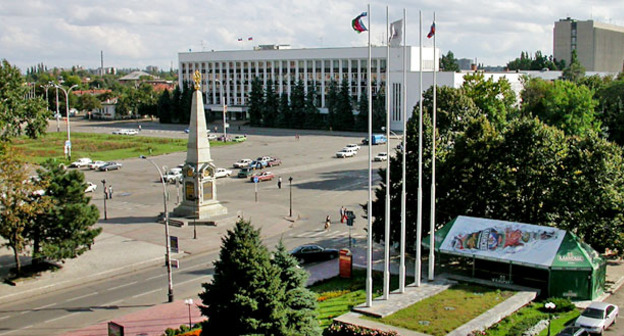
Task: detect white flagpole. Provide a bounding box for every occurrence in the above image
[366,3,374,308]
[428,12,436,282]
[383,5,391,301]
[415,9,423,288]
[399,8,407,293]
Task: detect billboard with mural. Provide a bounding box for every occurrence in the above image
[439,216,565,267]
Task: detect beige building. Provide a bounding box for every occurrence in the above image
[554,18,624,72]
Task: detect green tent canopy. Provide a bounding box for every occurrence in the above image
[423,216,606,300]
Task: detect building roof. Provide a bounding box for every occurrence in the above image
[73,89,112,96]
[119,71,158,81]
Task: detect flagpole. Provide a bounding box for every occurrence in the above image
[415,9,423,288]
[383,5,391,301]
[428,12,436,282]
[399,7,407,293]
[365,2,374,308]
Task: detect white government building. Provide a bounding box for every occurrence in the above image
[178,45,523,131]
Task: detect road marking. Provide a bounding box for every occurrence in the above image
[145,274,162,281]
[107,280,138,291]
[34,302,56,310]
[131,288,162,299]
[64,292,98,302]
[0,324,32,336]
[0,315,11,321]
[175,275,212,287]
[42,312,78,324]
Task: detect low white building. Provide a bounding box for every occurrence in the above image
[179,45,524,131]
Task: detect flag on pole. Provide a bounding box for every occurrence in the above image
[237,37,243,41]
[352,12,368,33]
[427,22,436,38]
[389,19,403,47]
[248,37,253,41]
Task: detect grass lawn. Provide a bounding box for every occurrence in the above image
[484,302,580,336]
[9,132,232,165]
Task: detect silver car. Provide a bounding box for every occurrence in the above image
[574,302,618,335]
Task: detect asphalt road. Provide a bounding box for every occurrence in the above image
[0,119,394,335]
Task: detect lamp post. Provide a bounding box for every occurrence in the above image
[140,155,174,303]
[545,302,556,336]
[55,84,60,132]
[288,176,293,217]
[101,179,108,220]
[184,298,194,329]
[40,83,53,113]
[215,79,228,141]
[55,84,78,160]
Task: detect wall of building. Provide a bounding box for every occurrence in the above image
[594,22,624,72]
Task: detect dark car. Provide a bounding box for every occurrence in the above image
[555,326,589,336]
[290,245,339,264]
[98,162,123,171]
[238,167,256,178]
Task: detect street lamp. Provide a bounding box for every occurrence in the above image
[101,179,108,220]
[215,79,228,141]
[55,84,78,160]
[184,298,194,329]
[288,176,293,217]
[140,155,174,303]
[40,83,53,113]
[545,302,556,336]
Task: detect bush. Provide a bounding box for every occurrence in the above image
[539,298,575,313]
[507,315,547,336]
[323,322,399,336]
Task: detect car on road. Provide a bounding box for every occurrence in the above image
[215,168,232,178]
[69,158,92,168]
[85,182,97,193]
[232,135,247,142]
[267,157,282,167]
[555,326,590,336]
[345,144,361,151]
[374,152,388,161]
[238,167,256,178]
[574,302,619,335]
[112,129,138,135]
[208,134,218,140]
[250,171,275,182]
[88,160,107,170]
[162,168,183,183]
[250,159,268,169]
[290,245,339,264]
[233,159,253,168]
[98,162,123,171]
[336,148,357,158]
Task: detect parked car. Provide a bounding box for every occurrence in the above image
[112,129,138,135]
[69,158,92,168]
[267,157,282,167]
[574,302,619,335]
[361,134,387,145]
[238,167,256,178]
[374,152,388,161]
[345,143,361,151]
[336,148,357,158]
[555,326,590,336]
[217,135,231,141]
[85,182,97,193]
[88,160,107,170]
[98,162,123,171]
[250,171,275,182]
[290,245,339,264]
[162,168,183,183]
[215,168,232,179]
[250,160,268,169]
[232,135,247,142]
[233,159,253,168]
[208,134,218,140]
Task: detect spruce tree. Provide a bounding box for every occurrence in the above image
[277,92,291,128]
[248,77,264,126]
[335,79,355,131]
[199,219,287,336]
[263,81,278,127]
[272,241,320,336]
[290,80,306,129]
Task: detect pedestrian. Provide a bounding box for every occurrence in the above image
[278,176,282,189]
[340,206,346,223]
[214,126,218,132]
[138,124,142,131]
[238,125,241,131]
[108,185,113,199]
[325,215,331,230]
[104,187,109,200]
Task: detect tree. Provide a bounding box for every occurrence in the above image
[272,241,320,336]
[303,86,322,129]
[507,51,560,71]
[248,77,264,126]
[355,92,369,132]
[326,80,338,130]
[77,94,102,113]
[157,89,173,123]
[334,79,354,131]
[562,50,585,82]
[595,79,624,146]
[199,219,287,336]
[290,80,306,129]
[440,51,460,72]
[277,92,292,128]
[461,72,517,130]
[263,80,279,127]
[0,59,49,141]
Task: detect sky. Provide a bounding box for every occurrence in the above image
[1,0,623,72]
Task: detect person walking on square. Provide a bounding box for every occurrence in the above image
[325,215,331,230]
[277,176,282,189]
[104,187,108,200]
[340,206,346,223]
[108,185,113,199]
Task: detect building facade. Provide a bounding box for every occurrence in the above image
[554,18,624,72]
[179,46,522,131]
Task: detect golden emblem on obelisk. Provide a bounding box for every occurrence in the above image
[193,70,201,90]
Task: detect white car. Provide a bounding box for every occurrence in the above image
[85,182,97,193]
[88,160,107,170]
[215,168,232,179]
[336,148,357,158]
[574,302,619,335]
[345,144,361,151]
[162,168,183,183]
[208,134,218,140]
[233,159,252,168]
[374,152,388,161]
[69,158,92,168]
[112,129,138,135]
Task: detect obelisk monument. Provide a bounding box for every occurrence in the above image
[173,70,227,219]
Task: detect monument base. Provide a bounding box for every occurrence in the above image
[173,200,228,220]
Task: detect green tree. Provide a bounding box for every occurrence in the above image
[461,72,517,129]
[440,51,460,72]
[272,241,320,336]
[290,80,306,129]
[157,89,173,123]
[0,59,49,141]
[355,92,369,132]
[334,79,354,131]
[326,80,338,130]
[595,79,624,145]
[263,81,278,127]
[562,50,586,82]
[77,94,102,113]
[303,86,322,129]
[199,219,287,336]
[277,92,292,128]
[248,77,264,126]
